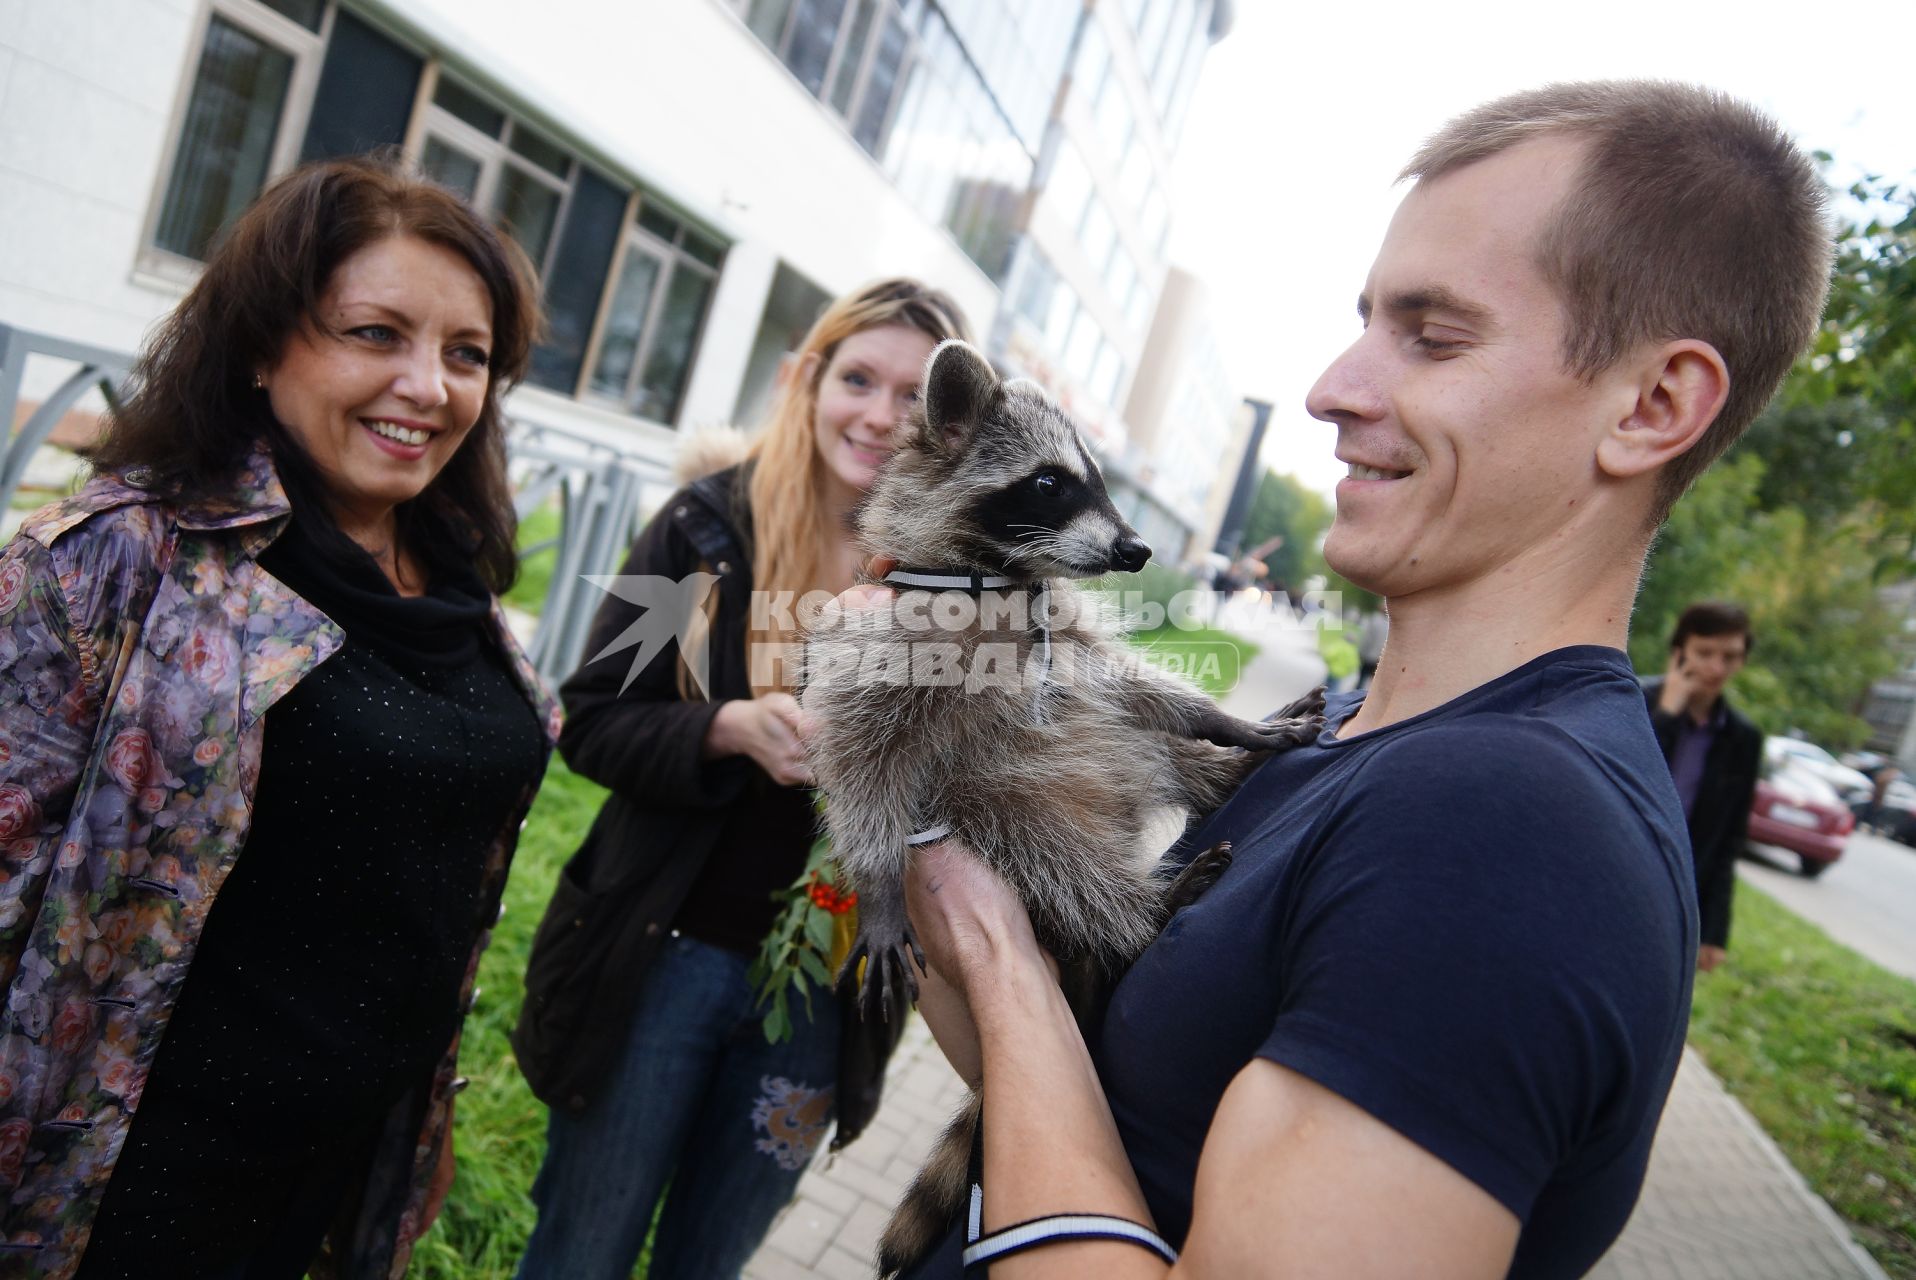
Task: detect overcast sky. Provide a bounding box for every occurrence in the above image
[1166,0,1916,496]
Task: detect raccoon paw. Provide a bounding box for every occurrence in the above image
[1276,684,1329,722]
[1191,707,1323,752]
[1162,840,1235,915]
[842,925,927,1022]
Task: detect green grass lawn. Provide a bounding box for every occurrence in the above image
[1687,880,1916,1277]
[502,502,562,618]
[1126,622,1261,699]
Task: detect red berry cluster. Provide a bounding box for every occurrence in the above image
[807,873,858,915]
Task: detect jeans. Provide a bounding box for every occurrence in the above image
[516,933,842,1279]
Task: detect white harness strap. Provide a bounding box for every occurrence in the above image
[883,568,1016,590]
[881,568,1053,847]
[1030,581,1052,726]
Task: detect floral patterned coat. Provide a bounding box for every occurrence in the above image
[0,448,559,1277]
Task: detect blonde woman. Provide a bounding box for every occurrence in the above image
[513,279,970,1278]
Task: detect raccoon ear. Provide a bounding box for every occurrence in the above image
[920,339,999,450]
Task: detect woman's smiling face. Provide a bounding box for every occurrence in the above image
[809,323,938,502]
[262,234,494,541]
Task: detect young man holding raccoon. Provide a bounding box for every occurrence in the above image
[888,82,1832,1278]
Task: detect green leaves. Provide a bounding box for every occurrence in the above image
[749,827,851,1044]
[1635,172,1916,749]
[1635,454,1898,748]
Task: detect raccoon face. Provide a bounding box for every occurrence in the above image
[861,340,1150,580]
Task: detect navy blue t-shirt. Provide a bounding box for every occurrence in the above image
[911,645,1696,1279]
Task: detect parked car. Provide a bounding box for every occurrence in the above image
[1839,749,1891,776]
[1748,755,1853,877]
[1853,777,1916,848]
[1767,737,1874,800]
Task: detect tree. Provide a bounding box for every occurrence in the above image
[1751,177,1916,574]
[1634,457,1896,748]
[1633,173,1916,747]
[1238,469,1331,590]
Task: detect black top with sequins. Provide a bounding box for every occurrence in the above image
[80,513,546,1272]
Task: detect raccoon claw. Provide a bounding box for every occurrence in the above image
[841,926,924,1022]
[1276,684,1329,721]
[1192,707,1323,752]
[1244,713,1325,750]
[1163,840,1235,914]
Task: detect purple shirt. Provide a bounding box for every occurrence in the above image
[1669,701,1727,817]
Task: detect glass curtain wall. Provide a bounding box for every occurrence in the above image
[733,0,1078,281]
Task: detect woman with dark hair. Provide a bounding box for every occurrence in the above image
[0,154,556,1278]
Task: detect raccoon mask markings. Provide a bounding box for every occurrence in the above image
[965,463,1148,578]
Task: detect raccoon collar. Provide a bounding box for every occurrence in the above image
[881,567,1017,592]
[881,567,1058,736]
[885,571,1055,848]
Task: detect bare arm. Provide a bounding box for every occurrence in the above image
[906,843,1519,1279]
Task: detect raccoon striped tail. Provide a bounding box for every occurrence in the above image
[878,1089,981,1278]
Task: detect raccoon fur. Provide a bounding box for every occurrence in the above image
[799,339,1324,1276]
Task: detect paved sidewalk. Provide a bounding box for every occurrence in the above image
[745,1017,970,1280]
[748,623,1891,1279]
[1591,1049,1888,1280]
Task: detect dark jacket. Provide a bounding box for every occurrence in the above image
[1642,680,1762,948]
[511,462,900,1145]
[0,449,557,1278]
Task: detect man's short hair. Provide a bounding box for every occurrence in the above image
[1401,81,1833,518]
[1670,600,1754,657]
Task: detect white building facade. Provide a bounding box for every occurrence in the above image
[2,0,1235,524]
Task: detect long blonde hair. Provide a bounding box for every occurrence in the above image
[745,278,970,692]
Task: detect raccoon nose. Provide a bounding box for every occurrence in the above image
[1111,536,1151,573]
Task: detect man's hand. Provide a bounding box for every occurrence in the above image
[703,693,813,785]
[1658,652,1696,718]
[1698,944,1727,972]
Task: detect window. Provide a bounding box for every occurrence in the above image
[1091,339,1126,407]
[1117,144,1153,211]
[1064,310,1102,383]
[417,75,577,271]
[1080,198,1118,276]
[740,0,916,155]
[850,5,911,154]
[1074,18,1111,101]
[1045,281,1079,355]
[1140,187,1170,257]
[1094,73,1133,156]
[1162,3,1213,143]
[147,0,326,265]
[584,204,725,425]
[784,0,850,96]
[1137,0,1181,71]
[1013,248,1061,330]
[1107,250,1139,332]
[1046,141,1094,231]
[1126,267,1156,335]
[732,0,1038,280]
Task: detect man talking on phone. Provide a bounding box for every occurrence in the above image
[1643,601,1762,971]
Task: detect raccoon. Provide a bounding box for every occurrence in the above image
[799,339,1324,1276]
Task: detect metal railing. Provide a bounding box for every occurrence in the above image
[0,324,134,509]
[0,322,672,685]
[504,416,674,682]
